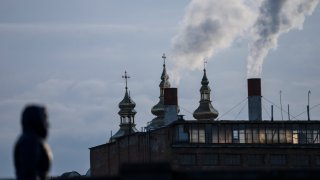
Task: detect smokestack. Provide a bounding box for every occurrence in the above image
[248,78,262,121]
[164,88,178,125]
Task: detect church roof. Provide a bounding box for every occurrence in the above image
[151,53,171,118]
[193,67,219,120]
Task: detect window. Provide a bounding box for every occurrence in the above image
[225,125,232,143]
[266,128,273,144]
[178,154,196,165]
[198,154,218,165]
[199,127,205,143]
[202,93,210,100]
[272,128,279,143]
[121,116,132,124]
[219,125,226,143]
[313,130,320,143]
[299,130,307,144]
[293,130,299,144]
[246,128,252,143]
[190,128,198,143]
[212,126,218,143]
[306,128,314,144]
[252,129,259,144]
[266,128,279,143]
[279,129,286,143]
[223,154,241,166]
[239,129,245,143]
[315,156,320,166]
[270,154,287,166]
[247,154,264,166]
[190,126,205,143]
[175,125,188,143]
[285,128,293,144]
[232,129,239,143]
[259,127,266,144]
[293,155,309,167]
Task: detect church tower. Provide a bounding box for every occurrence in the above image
[149,53,171,129]
[193,62,219,120]
[109,71,138,142]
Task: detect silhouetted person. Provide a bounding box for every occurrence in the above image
[14,105,52,180]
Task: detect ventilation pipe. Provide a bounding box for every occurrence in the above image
[164,88,178,125]
[248,78,262,121]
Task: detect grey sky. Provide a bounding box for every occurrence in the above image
[0,0,319,178]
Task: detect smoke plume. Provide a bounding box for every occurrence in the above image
[247,0,319,78]
[171,0,256,84]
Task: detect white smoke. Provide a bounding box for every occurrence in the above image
[171,0,256,84]
[247,0,319,78]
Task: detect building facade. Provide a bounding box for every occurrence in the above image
[90,54,320,176]
[90,120,320,176]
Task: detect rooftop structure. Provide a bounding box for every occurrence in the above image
[149,53,171,129]
[109,71,138,142]
[90,54,320,176]
[193,62,219,120]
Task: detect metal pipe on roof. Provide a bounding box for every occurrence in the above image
[248,78,262,121]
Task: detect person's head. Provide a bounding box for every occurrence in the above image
[21,104,48,139]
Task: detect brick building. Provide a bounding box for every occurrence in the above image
[90,54,320,176]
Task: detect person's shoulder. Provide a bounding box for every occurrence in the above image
[16,133,43,148]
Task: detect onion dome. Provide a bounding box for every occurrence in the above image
[151,53,171,118]
[118,89,137,117]
[193,65,219,120]
[109,71,138,142]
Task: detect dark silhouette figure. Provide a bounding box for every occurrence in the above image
[14,105,52,180]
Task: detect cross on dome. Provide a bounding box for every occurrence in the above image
[162,53,166,65]
[122,71,130,90]
[204,58,208,70]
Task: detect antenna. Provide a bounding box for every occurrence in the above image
[280,90,283,120]
[271,105,274,121]
[307,90,311,121]
[288,104,290,120]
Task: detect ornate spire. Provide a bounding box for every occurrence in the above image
[118,71,136,114]
[193,62,219,120]
[160,53,170,89]
[202,60,209,86]
[149,53,171,129]
[109,71,138,142]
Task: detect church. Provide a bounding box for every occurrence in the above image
[89,54,320,176]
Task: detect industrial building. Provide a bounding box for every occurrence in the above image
[90,54,320,176]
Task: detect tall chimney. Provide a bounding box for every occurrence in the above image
[247,78,262,121]
[164,88,178,125]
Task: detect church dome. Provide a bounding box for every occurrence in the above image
[109,71,138,142]
[118,91,136,116]
[151,100,165,117]
[151,53,171,117]
[193,103,219,120]
[193,67,219,120]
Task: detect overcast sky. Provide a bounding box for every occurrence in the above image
[0,0,319,178]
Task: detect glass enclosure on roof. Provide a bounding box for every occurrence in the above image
[172,121,320,145]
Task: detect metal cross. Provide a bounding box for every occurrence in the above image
[122,71,130,90]
[162,53,166,65]
[204,58,208,69]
